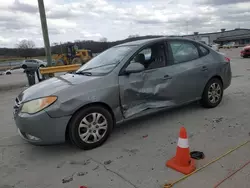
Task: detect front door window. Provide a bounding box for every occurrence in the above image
[130,42,166,70]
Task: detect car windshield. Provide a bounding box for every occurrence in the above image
[76,45,135,75]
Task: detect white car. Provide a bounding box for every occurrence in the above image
[21,59,47,69]
[3,67,24,75]
[4,69,12,75]
[222,42,237,49]
[211,44,219,51]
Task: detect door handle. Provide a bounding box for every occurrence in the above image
[163,75,172,80]
[201,66,208,71]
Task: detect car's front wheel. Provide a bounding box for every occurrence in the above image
[201,78,223,108]
[21,64,27,69]
[68,106,113,150]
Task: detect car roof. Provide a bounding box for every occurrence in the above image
[115,37,195,47]
[25,59,42,61]
[243,45,250,49]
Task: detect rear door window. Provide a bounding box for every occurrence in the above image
[169,41,199,64]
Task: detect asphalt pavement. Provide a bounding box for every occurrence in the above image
[1,48,250,188]
[0,71,27,92]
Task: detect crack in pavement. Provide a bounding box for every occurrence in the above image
[89,157,138,188]
[0,143,29,147]
[1,148,6,161]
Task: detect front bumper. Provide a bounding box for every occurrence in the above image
[241,52,250,56]
[14,109,71,145]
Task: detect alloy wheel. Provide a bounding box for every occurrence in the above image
[78,112,108,144]
[208,83,221,104]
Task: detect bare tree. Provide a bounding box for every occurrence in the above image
[16,40,36,58]
[17,39,35,49]
[99,37,108,42]
[52,42,59,46]
[128,34,140,38]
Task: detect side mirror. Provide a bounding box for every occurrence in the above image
[125,63,145,74]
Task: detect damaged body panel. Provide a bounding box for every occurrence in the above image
[119,67,176,118]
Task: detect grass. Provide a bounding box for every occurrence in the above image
[0,66,16,71]
[0,56,46,63]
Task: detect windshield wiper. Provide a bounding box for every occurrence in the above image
[79,62,118,71]
[75,71,92,76]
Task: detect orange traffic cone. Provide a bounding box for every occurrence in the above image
[166,127,196,175]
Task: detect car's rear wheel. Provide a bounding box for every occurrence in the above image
[201,78,223,108]
[68,106,113,150]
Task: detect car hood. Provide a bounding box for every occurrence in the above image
[17,73,99,102]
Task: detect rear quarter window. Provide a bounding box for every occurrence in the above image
[198,45,209,57]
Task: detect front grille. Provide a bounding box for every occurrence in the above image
[14,97,21,109]
[14,97,22,115]
[15,97,21,107]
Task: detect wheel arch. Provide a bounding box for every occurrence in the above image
[210,75,223,86]
[202,75,223,95]
[65,102,115,141]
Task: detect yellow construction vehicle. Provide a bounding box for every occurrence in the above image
[71,49,93,64]
[52,44,93,66]
[52,53,70,66]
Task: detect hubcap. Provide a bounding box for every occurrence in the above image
[78,113,108,144]
[208,83,221,104]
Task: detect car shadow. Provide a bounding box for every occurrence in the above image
[112,101,203,136]
[21,101,206,157]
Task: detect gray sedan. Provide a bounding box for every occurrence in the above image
[13,37,232,150]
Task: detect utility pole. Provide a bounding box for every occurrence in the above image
[38,0,52,67]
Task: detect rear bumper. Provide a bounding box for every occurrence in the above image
[223,63,232,90]
[241,52,250,56]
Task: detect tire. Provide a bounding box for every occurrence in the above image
[201,78,223,108]
[40,64,45,68]
[56,60,65,66]
[68,106,114,150]
[71,57,82,65]
[21,64,27,69]
[6,72,11,75]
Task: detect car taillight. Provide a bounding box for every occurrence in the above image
[225,57,230,62]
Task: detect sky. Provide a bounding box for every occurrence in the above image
[0,0,250,48]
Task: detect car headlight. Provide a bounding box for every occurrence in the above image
[21,96,57,114]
